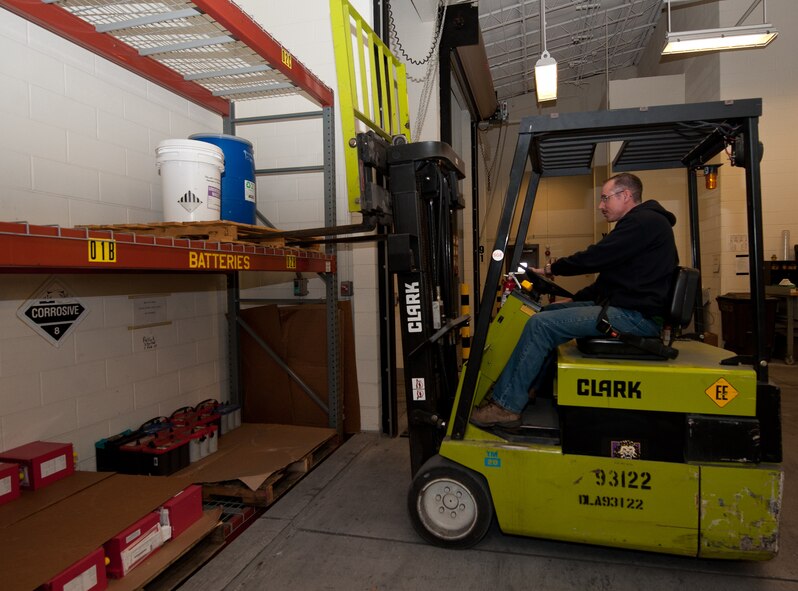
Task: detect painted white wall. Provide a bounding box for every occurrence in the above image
[633,0,797,341]
[718,0,798,270]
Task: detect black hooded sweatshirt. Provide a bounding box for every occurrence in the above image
[549,200,678,318]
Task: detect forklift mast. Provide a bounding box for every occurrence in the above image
[357,132,466,474]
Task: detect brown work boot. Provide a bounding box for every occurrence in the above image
[470,401,522,428]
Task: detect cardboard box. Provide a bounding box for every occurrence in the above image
[0,441,74,490]
[160,484,203,538]
[240,304,292,424]
[41,547,107,591]
[0,462,21,506]
[0,474,194,591]
[104,512,164,578]
[102,509,220,591]
[240,301,360,432]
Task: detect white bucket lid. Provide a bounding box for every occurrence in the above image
[155,139,224,171]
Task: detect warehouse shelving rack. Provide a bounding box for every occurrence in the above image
[0,0,343,430]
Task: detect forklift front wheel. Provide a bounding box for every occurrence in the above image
[408,456,493,549]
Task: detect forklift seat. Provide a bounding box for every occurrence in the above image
[575,267,700,359]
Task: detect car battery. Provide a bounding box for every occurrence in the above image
[185,424,218,463]
[195,399,221,431]
[169,407,196,430]
[140,416,172,437]
[159,484,203,539]
[217,403,242,435]
[141,433,189,476]
[118,435,155,475]
[104,512,164,578]
[0,441,74,490]
[206,424,218,455]
[41,547,107,591]
[186,426,206,463]
[95,429,140,472]
[0,462,21,506]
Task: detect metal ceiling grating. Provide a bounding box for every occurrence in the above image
[0,0,334,111]
[42,0,302,102]
[478,0,665,101]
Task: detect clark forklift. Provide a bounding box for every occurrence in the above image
[358,99,782,559]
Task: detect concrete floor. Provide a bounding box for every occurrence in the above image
[184,363,798,591]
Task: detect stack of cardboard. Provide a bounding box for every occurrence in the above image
[240,301,360,433]
[0,472,218,591]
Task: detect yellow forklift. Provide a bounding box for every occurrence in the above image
[363,99,782,560]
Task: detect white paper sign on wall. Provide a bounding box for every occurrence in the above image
[17,278,89,347]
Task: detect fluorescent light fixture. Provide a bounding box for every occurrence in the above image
[535,0,557,103]
[663,23,778,55]
[534,51,557,102]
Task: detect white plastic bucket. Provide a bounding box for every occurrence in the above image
[156,139,224,222]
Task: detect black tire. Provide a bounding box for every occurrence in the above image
[407,455,493,549]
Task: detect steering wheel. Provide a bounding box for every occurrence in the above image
[523,268,575,299]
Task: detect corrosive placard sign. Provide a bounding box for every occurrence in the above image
[17,278,88,347]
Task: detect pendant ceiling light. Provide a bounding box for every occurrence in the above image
[534,0,557,102]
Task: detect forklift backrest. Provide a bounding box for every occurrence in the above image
[667,266,700,330]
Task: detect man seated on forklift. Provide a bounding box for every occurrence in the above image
[470,172,679,428]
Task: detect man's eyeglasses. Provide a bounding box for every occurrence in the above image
[599,189,625,203]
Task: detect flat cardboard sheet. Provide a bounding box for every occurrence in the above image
[173,423,336,490]
[0,470,111,529]
[0,474,193,591]
[107,508,222,591]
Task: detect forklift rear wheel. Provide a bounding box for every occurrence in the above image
[408,456,493,549]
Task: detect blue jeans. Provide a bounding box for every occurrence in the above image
[491,301,660,413]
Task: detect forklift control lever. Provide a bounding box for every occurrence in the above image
[411,409,446,429]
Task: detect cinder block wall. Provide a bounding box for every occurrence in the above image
[0,9,230,468]
[0,0,390,467]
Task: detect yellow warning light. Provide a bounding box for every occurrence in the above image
[705,378,739,408]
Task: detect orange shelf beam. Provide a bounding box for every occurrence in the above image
[0,223,335,274]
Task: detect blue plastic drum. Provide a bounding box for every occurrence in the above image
[189,133,256,224]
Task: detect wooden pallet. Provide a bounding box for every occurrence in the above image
[202,433,340,506]
[81,221,317,248]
